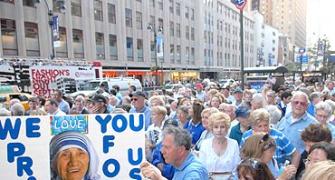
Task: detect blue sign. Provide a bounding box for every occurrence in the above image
[51,15,59,41]
[231,0,247,10]
[296,55,308,63]
[50,115,89,135]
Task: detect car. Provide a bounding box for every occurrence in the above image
[164,84,184,92]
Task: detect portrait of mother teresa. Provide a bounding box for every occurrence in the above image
[50,131,100,180]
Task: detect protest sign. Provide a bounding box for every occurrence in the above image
[0,113,145,179]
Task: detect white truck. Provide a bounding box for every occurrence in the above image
[70,77,142,97]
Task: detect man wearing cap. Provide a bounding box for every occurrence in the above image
[90,95,110,114]
[195,83,205,102]
[129,91,151,130]
[232,87,243,107]
[229,106,251,145]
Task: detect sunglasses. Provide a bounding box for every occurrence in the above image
[292,101,307,106]
[131,98,138,101]
[260,134,276,150]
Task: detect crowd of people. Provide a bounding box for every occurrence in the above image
[1,78,335,180]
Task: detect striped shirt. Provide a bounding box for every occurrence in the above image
[240,128,296,165]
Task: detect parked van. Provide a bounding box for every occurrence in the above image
[70,77,142,97]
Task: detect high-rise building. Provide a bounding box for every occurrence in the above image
[250,0,307,49]
[0,0,257,81]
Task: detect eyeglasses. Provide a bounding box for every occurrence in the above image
[131,98,138,102]
[292,101,307,106]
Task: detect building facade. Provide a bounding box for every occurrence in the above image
[250,0,307,50]
[0,0,257,82]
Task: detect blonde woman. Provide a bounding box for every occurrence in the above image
[301,160,335,180]
[198,112,240,176]
[147,106,168,146]
[195,107,220,150]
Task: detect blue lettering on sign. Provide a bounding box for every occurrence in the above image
[103,159,120,177]
[103,135,115,153]
[1,117,41,179]
[129,168,141,180]
[51,115,88,135]
[128,148,143,165]
[0,118,21,140]
[95,114,144,133]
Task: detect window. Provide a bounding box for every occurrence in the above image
[126,37,133,61]
[169,21,174,36]
[158,0,163,10]
[150,0,155,7]
[150,41,156,62]
[136,11,142,29]
[191,47,195,64]
[125,8,132,27]
[176,2,180,16]
[185,6,189,19]
[23,0,35,7]
[191,8,194,20]
[150,16,155,30]
[95,32,105,59]
[94,0,103,21]
[137,39,143,61]
[56,27,68,58]
[24,22,40,56]
[73,29,84,58]
[176,45,181,63]
[158,18,163,30]
[109,34,117,60]
[0,0,14,4]
[169,0,174,13]
[191,27,195,40]
[108,3,116,24]
[1,19,18,56]
[71,0,82,17]
[186,47,190,64]
[170,44,174,63]
[185,26,189,40]
[176,23,180,37]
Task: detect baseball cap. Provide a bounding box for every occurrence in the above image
[132,91,146,98]
[92,95,107,104]
[233,87,243,94]
[235,106,250,118]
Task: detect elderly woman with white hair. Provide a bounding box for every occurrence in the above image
[50,131,100,180]
[314,101,335,140]
[250,93,266,110]
[266,105,283,127]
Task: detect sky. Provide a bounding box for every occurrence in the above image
[307,0,335,50]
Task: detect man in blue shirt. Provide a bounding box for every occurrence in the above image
[129,91,151,130]
[277,91,318,154]
[141,126,208,180]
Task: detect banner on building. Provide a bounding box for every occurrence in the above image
[156,34,164,59]
[0,113,145,179]
[29,65,96,97]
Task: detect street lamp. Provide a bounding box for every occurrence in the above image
[147,24,163,87]
[36,0,66,59]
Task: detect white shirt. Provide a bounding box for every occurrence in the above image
[199,137,240,173]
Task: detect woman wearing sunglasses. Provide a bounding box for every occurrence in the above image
[241,134,296,180]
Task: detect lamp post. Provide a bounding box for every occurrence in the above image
[231,0,247,90]
[147,24,163,87]
[37,0,66,59]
